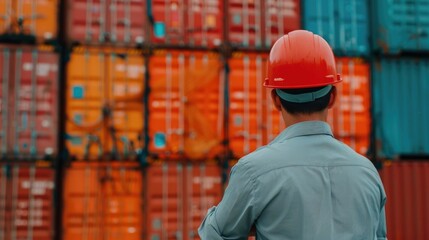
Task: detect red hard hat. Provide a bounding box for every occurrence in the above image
[264,30,342,89]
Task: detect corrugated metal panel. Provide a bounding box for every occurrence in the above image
[379,161,429,240]
[151,0,223,47]
[0,46,59,160]
[263,0,301,48]
[63,161,143,240]
[149,51,223,160]
[373,58,429,158]
[66,47,145,160]
[228,0,263,48]
[0,0,58,43]
[185,0,223,47]
[372,0,429,53]
[229,53,268,158]
[303,0,369,56]
[146,161,222,240]
[151,0,186,46]
[67,0,146,46]
[265,57,370,156]
[0,162,55,240]
[329,58,370,155]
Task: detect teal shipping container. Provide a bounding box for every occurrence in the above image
[372,0,429,53]
[373,58,429,159]
[303,0,369,56]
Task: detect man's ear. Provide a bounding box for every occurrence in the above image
[271,89,283,111]
[328,86,337,109]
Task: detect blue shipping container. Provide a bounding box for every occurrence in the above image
[372,0,429,53]
[373,58,429,158]
[303,0,369,56]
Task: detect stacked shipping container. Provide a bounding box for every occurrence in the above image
[0,1,59,240]
[370,1,429,239]
[0,0,426,239]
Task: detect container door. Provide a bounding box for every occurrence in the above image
[147,162,184,240]
[264,0,300,48]
[68,0,107,44]
[66,48,107,160]
[151,0,186,45]
[229,54,265,159]
[186,0,223,47]
[228,0,262,48]
[106,0,146,45]
[331,58,370,155]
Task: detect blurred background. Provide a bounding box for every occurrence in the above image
[0,0,428,239]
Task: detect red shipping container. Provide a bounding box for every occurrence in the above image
[151,0,223,47]
[0,0,58,43]
[66,47,145,160]
[67,0,146,46]
[151,0,186,45]
[185,0,223,47]
[63,161,143,240]
[0,45,59,160]
[149,51,223,160]
[0,162,55,240]
[146,161,222,240]
[263,0,301,47]
[229,53,269,158]
[379,161,429,240]
[228,0,263,48]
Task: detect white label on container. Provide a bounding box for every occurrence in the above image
[37,63,51,77]
[127,65,143,78]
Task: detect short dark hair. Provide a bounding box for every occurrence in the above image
[276,86,334,115]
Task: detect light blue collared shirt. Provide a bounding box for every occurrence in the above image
[199,121,387,240]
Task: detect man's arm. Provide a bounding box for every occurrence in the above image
[199,162,257,239]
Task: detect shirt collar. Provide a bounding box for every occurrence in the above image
[271,121,334,144]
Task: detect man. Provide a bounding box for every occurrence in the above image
[198,30,387,240]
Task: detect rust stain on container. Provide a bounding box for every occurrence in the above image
[149,51,223,160]
[65,47,145,160]
[0,45,59,160]
[0,162,55,240]
[63,161,143,240]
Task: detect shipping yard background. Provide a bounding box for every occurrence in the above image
[0,0,428,240]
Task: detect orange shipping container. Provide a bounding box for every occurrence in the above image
[66,47,145,160]
[0,162,55,240]
[63,161,143,240]
[149,51,224,160]
[146,161,222,240]
[328,58,371,155]
[229,53,269,158]
[0,0,58,43]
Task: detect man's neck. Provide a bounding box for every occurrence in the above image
[282,110,328,128]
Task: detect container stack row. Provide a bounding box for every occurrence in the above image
[0,1,428,240]
[0,0,60,239]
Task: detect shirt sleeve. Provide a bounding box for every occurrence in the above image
[198,162,257,240]
[377,195,387,239]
